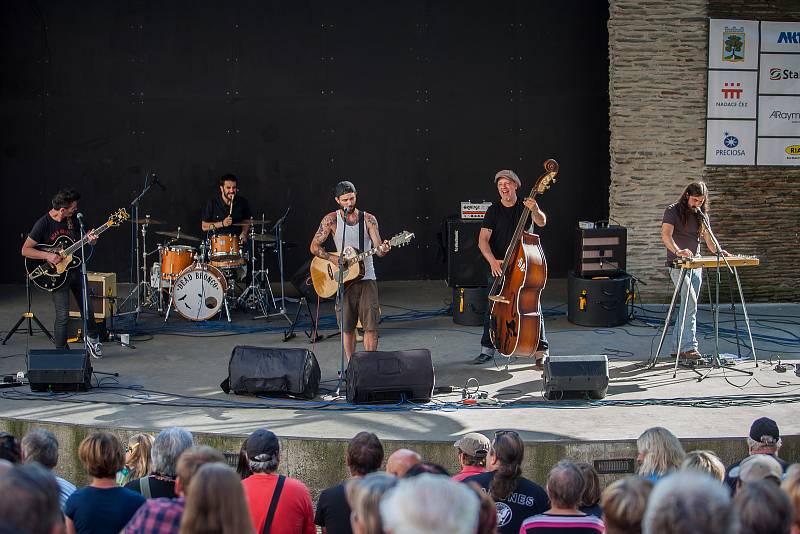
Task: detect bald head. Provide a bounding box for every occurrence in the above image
[386,449,421,478]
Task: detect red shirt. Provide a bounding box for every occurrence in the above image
[453,465,486,482]
[242,473,315,534]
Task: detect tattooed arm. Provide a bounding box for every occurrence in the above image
[365,212,390,257]
[310,212,337,260]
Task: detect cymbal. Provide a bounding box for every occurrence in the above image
[131,218,167,225]
[155,230,201,243]
[232,218,272,227]
[250,233,276,243]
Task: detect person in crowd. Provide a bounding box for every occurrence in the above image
[724,416,790,491]
[22,427,77,509]
[636,427,685,481]
[0,431,22,463]
[380,473,479,534]
[123,446,225,534]
[733,479,793,534]
[452,432,491,482]
[575,462,602,518]
[780,464,800,534]
[236,437,252,479]
[519,461,604,533]
[0,458,13,475]
[680,450,725,481]
[65,431,145,534]
[405,462,451,477]
[0,463,63,534]
[126,428,193,499]
[179,462,255,534]
[385,448,422,478]
[463,430,549,534]
[345,471,397,534]
[117,433,155,486]
[600,476,653,534]
[642,471,732,534]
[464,482,499,534]
[732,453,784,492]
[241,428,315,534]
[316,431,384,534]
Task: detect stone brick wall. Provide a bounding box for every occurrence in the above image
[608,0,800,302]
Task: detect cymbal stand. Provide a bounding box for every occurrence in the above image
[239,225,270,317]
[255,209,292,325]
[118,173,157,317]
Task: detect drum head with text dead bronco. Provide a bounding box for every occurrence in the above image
[171,264,228,321]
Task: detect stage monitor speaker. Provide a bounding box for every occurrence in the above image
[543,355,609,400]
[27,349,92,392]
[575,226,627,277]
[452,286,488,326]
[221,346,321,399]
[447,218,486,287]
[346,349,434,404]
[68,272,117,319]
[567,271,631,327]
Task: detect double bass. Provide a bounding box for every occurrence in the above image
[489,159,559,357]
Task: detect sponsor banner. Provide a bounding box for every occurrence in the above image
[709,19,759,70]
[761,21,800,53]
[707,70,757,118]
[756,137,800,165]
[758,54,800,95]
[758,95,800,136]
[705,120,756,165]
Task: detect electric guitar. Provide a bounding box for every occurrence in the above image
[26,208,130,291]
[310,230,414,298]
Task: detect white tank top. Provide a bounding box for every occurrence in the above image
[333,210,375,280]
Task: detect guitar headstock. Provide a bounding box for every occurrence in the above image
[108,208,130,226]
[533,159,559,195]
[389,231,415,248]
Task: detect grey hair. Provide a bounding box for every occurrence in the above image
[0,464,62,534]
[151,427,193,477]
[747,436,781,451]
[346,472,398,534]
[380,473,479,534]
[247,450,279,474]
[21,428,59,470]
[546,460,585,509]
[643,471,733,534]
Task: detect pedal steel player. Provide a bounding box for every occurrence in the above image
[201,174,252,245]
[21,189,102,358]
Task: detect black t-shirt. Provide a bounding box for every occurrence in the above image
[482,201,525,262]
[314,482,352,534]
[29,213,79,245]
[463,471,550,534]
[662,202,702,263]
[201,195,252,236]
[124,475,177,499]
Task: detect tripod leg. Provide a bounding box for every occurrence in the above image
[2,316,28,345]
[733,267,758,367]
[32,315,54,343]
[651,270,683,368]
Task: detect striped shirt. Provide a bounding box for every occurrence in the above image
[519,513,605,534]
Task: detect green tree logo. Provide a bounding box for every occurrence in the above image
[723,33,744,62]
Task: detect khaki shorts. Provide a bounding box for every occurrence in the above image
[336,279,380,332]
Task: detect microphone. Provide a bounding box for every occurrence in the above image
[151,174,166,191]
[76,212,84,221]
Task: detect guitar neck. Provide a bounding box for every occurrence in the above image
[62,220,113,255]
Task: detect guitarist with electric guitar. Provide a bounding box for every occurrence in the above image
[309,180,414,361]
[21,189,128,358]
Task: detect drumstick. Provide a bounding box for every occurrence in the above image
[229,193,235,217]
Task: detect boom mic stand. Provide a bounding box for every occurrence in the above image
[2,264,54,345]
[76,216,94,365]
[334,207,349,398]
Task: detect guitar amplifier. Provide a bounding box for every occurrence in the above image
[575,226,627,277]
[447,218,486,287]
[69,272,116,319]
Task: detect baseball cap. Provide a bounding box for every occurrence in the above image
[245,429,280,461]
[736,454,783,483]
[494,170,521,188]
[749,417,780,442]
[453,432,490,457]
[334,180,357,198]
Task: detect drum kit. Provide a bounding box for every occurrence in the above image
[132,216,285,322]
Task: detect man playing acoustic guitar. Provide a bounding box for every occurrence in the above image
[309,180,391,360]
[21,188,102,358]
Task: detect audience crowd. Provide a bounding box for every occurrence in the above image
[0,415,797,534]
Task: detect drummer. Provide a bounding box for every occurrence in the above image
[201,174,252,243]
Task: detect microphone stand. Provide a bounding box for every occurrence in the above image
[76,216,95,375]
[334,207,349,398]
[117,172,157,318]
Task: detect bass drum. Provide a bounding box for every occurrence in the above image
[171,263,228,321]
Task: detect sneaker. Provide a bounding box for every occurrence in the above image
[472,353,494,365]
[679,349,701,361]
[87,338,103,359]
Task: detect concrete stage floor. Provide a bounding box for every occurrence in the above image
[1,280,799,444]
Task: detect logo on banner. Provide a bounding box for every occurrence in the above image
[716,132,746,157]
[769,110,800,123]
[769,67,800,81]
[723,27,745,62]
[721,82,743,99]
[785,145,800,159]
[777,31,800,44]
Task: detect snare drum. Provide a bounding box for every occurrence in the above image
[209,234,246,269]
[171,263,228,321]
[161,245,196,280]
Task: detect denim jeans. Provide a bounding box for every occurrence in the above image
[52,271,97,349]
[669,267,702,353]
[481,275,548,355]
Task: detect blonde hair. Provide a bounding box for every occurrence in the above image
[781,464,800,531]
[345,472,397,534]
[126,433,155,481]
[179,463,254,534]
[600,476,653,534]
[637,427,685,478]
[681,450,725,481]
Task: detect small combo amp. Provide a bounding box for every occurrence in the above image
[567,271,632,327]
[460,201,492,219]
[346,349,434,404]
[543,355,609,400]
[68,272,117,319]
[220,346,321,399]
[575,226,627,277]
[27,349,92,392]
[452,286,488,326]
[447,218,486,287]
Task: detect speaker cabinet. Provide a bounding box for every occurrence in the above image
[346,349,434,404]
[447,218,486,287]
[452,286,488,326]
[221,346,321,399]
[575,226,627,277]
[567,271,631,327]
[68,272,116,319]
[543,355,609,400]
[27,349,92,392]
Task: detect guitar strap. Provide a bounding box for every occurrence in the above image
[359,210,365,253]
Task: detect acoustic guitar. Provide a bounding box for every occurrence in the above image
[26,208,130,291]
[310,231,414,298]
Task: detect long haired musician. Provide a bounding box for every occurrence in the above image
[660,181,730,361]
[474,170,548,368]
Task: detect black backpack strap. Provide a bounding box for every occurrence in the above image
[261,475,286,534]
[359,210,365,253]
